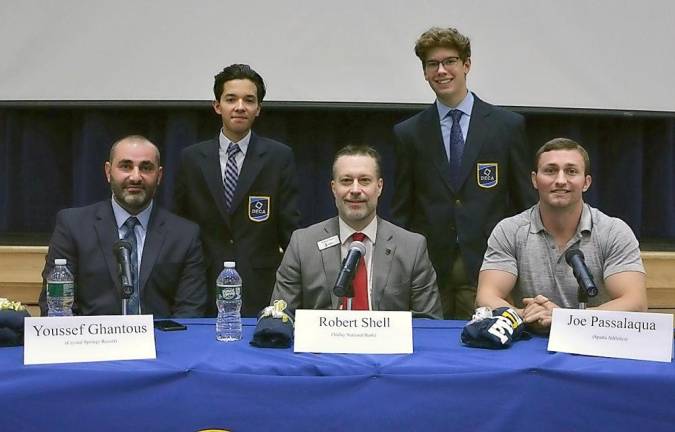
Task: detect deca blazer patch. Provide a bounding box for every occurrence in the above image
[477,163,498,188]
[248,196,270,222]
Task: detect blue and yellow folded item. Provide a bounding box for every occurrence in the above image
[250,300,295,348]
[0,298,30,347]
[461,307,530,349]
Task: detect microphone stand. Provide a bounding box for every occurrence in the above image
[577,284,588,310]
[340,283,355,311]
[121,289,133,315]
[120,279,133,315]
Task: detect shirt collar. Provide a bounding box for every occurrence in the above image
[338,216,378,246]
[436,90,474,120]
[219,129,251,156]
[111,196,153,230]
[577,203,593,234]
[530,202,593,234]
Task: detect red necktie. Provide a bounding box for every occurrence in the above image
[347,232,369,310]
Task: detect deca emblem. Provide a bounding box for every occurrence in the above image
[248,196,271,222]
[477,163,498,189]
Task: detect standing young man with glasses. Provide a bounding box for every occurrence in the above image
[391,27,536,319]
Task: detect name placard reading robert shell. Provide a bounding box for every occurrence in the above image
[294,309,413,354]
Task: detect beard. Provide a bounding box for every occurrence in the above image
[111,181,153,214]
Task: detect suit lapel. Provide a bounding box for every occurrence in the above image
[139,206,165,295]
[94,201,123,299]
[458,95,491,189]
[198,138,231,226]
[319,218,341,309]
[419,105,454,193]
[371,219,395,311]
[230,132,266,213]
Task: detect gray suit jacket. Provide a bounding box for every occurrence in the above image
[272,217,443,319]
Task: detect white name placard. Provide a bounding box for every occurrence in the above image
[24,315,156,365]
[294,309,413,354]
[548,308,673,362]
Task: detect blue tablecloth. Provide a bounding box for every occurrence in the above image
[2,318,674,431]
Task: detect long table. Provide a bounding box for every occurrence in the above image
[2,319,674,431]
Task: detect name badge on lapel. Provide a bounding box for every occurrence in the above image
[317,235,340,251]
[248,196,270,222]
[477,163,498,188]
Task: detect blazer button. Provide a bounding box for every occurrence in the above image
[229,239,234,245]
[455,199,462,207]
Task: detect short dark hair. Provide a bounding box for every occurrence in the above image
[109,135,160,165]
[414,27,471,64]
[332,145,382,179]
[213,64,266,102]
[534,137,591,175]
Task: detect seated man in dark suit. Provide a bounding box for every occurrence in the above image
[39,135,208,317]
[272,145,442,319]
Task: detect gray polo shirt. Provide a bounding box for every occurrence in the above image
[481,203,644,308]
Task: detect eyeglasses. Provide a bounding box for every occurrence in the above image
[424,57,461,71]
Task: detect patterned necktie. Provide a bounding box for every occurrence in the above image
[449,109,465,190]
[224,142,241,210]
[348,232,369,310]
[122,216,140,314]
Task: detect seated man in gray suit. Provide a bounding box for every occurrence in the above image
[272,145,442,319]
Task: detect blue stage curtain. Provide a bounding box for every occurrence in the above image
[0,106,673,243]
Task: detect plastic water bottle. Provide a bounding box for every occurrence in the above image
[216,261,242,341]
[46,258,74,317]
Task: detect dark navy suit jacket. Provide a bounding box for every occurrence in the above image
[174,132,300,317]
[392,94,536,287]
[39,200,208,317]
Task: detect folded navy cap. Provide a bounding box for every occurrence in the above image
[461,307,529,349]
[0,309,30,347]
[250,300,295,349]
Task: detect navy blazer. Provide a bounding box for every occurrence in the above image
[391,94,536,286]
[174,132,301,317]
[39,201,208,317]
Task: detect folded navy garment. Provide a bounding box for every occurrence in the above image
[250,300,295,349]
[461,307,530,349]
[0,309,30,347]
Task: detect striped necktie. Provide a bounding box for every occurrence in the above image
[122,216,140,314]
[449,109,465,190]
[224,142,241,210]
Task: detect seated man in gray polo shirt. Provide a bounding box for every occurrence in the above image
[475,137,646,333]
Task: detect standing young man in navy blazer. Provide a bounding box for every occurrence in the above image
[392,27,536,319]
[175,64,300,317]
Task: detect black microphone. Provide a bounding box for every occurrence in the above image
[565,248,598,297]
[113,240,134,299]
[333,241,367,298]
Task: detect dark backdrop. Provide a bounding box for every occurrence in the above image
[1,104,673,247]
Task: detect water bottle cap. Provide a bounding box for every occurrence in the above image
[224,261,235,268]
[54,258,67,265]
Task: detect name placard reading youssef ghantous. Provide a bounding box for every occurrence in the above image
[24,315,156,365]
[294,309,413,354]
[548,309,673,362]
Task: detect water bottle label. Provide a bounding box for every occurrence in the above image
[219,285,241,301]
[48,282,74,297]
